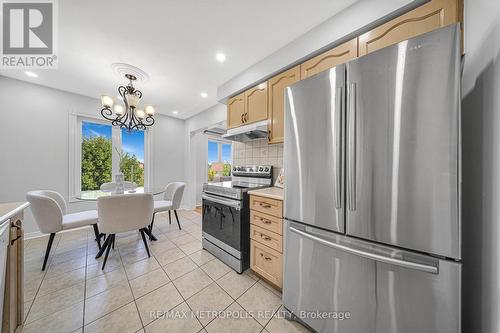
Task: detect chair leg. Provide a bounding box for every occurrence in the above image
[149,213,156,241]
[174,210,181,230]
[102,234,114,270]
[95,234,112,259]
[92,224,101,250]
[139,228,151,258]
[42,233,56,271]
[112,236,115,249]
[168,210,171,225]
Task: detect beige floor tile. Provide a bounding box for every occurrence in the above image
[217,270,258,299]
[26,282,84,324]
[149,239,176,256]
[205,302,262,333]
[136,282,184,326]
[24,300,32,321]
[188,250,215,266]
[172,268,213,299]
[84,302,142,333]
[22,301,84,333]
[144,302,202,333]
[258,280,282,297]
[154,247,186,266]
[120,247,150,265]
[130,268,170,299]
[201,259,232,280]
[265,307,311,333]
[171,234,198,246]
[23,275,43,302]
[124,257,161,280]
[163,256,198,280]
[163,229,187,240]
[50,246,87,265]
[45,255,87,278]
[186,283,233,325]
[86,259,123,280]
[87,249,121,266]
[37,267,86,297]
[178,240,203,255]
[237,282,282,326]
[86,268,128,298]
[84,284,134,324]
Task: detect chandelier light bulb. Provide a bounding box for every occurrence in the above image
[114,104,124,115]
[101,95,114,108]
[135,109,146,119]
[145,105,155,116]
[126,94,140,108]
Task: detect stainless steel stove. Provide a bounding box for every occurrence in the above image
[202,165,272,273]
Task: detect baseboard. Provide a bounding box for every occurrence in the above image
[24,231,44,240]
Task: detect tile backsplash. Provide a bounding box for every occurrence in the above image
[232,139,283,182]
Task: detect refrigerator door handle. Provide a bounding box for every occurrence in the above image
[289,226,439,274]
[334,86,343,209]
[347,83,357,211]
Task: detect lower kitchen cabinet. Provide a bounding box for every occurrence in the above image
[249,194,283,289]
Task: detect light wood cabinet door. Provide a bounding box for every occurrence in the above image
[359,0,463,56]
[300,38,358,79]
[245,83,268,124]
[250,241,282,288]
[227,92,245,129]
[267,65,301,144]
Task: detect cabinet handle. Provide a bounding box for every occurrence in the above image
[260,218,272,224]
[259,253,272,260]
[259,202,272,209]
[241,114,244,123]
[261,234,272,241]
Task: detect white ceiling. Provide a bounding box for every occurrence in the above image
[0,0,357,119]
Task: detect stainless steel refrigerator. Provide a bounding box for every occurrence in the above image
[283,24,461,333]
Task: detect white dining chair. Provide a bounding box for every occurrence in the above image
[150,182,185,238]
[95,193,153,269]
[26,190,101,270]
[100,181,137,192]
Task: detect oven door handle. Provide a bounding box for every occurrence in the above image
[202,193,242,210]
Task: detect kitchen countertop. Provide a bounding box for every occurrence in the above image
[248,187,284,200]
[0,202,30,223]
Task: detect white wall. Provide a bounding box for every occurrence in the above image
[461,2,500,333]
[0,76,186,234]
[183,103,226,208]
[217,0,424,100]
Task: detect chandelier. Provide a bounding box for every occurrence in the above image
[100,74,155,131]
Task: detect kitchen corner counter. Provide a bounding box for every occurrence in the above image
[0,202,30,223]
[248,187,284,200]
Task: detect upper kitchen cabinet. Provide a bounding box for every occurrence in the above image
[358,0,463,56]
[268,65,300,144]
[245,83,268,124]
[300,38,358,79]
[227,92,245,129]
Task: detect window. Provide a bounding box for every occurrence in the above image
[121,128,145,186]
[208,140,232,181]
[81,121,113,191]
[72,116,150,196]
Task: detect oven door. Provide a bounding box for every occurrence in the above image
[202,193,245,255]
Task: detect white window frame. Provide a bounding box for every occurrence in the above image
[207,138,233,164]
[68,112,152,202]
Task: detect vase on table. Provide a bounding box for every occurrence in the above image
[115,172,124,194]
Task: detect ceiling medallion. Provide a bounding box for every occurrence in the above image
[100,73,155,131]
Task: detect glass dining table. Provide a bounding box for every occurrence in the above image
[76,186,166,241]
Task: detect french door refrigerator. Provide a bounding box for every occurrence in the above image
[283,24,461,333]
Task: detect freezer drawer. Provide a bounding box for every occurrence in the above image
[284,65,346,233]
[345,25,461,259]
[283,220,461,333]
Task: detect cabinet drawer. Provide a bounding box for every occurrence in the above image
[250,241,282,288]
[251,210,282,235]
[250,195,283,218]
[250,224,282,253]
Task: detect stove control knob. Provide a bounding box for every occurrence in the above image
[264,167,270,172]
[258,167,263,172]
[233,167,237,172]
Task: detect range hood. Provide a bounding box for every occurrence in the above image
[222,120,268,142]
